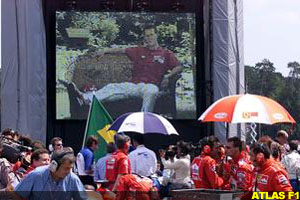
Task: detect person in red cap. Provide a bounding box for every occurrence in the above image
[191,136,224,189]
[105,134,132,191]
[225,137,254,191]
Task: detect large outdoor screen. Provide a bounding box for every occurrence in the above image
[56,11,197,120]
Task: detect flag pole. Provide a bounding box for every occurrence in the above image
[82,94,95,150]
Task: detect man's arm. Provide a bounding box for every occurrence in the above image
[160,65,183,88]
[166,65,183,79]
[151,151,158,175]
[93,160,101,182]
[112,156,131,191]
[161,158,180,170]
[71,175,88,200]
[112,174,124,192]
[14,171,35,199]
[273,171,293,192]
[205,160,224,189]
[82,150,94,174]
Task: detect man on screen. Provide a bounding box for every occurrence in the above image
[67,24,183,112]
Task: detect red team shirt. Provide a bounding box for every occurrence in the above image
[125,47,179,86]
[106,150,132,184]
[116,174,157,200]
[253,159,293,192]
[191,154,224,189]
[230,152,254,191]
[191,155,203,188]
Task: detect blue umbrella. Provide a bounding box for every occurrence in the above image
[108,112,179,135]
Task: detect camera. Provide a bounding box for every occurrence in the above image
[165,150,176,161]
[0,136,32,164]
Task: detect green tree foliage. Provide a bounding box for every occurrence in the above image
[246,59,284,99]
[246,59,300,139]
[288,61,300,80]
[56,12,196,62]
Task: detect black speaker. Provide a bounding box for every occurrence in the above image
[1,137,32,164]
[1,142,21,164]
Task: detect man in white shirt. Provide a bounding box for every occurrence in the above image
[129,134,157,177]
[281,140,300,192]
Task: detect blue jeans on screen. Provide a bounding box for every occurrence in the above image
[83,82,159,112]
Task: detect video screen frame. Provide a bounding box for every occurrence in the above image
[55,11,198,120]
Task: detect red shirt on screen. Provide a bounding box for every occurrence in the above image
[125,47,179,86]
[105,150,131,183]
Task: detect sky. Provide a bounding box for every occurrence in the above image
[244,0,300,77]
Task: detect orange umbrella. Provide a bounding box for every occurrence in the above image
[199,94,295,124]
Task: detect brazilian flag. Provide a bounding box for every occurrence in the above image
[82,95,116,160]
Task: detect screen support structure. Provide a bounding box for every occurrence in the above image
[45,0,208,152]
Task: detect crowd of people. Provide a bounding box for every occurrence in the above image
[0,128,300,200]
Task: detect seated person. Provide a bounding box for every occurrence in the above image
[62,24,182,112]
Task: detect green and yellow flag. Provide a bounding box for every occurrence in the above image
[82,95,116,160]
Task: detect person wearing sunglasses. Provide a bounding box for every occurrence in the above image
[50,137,63,153]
